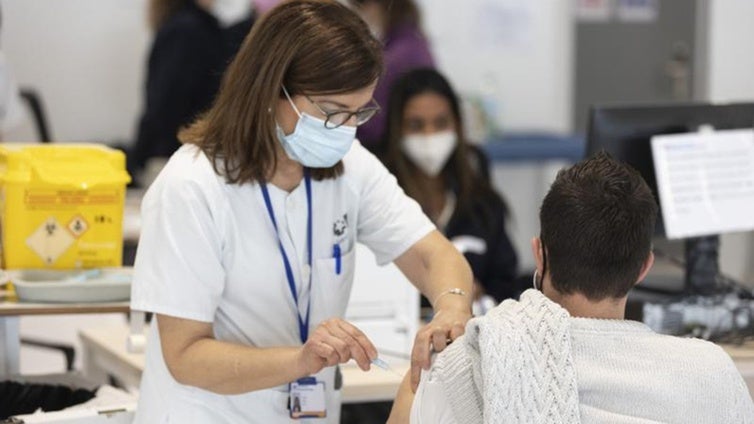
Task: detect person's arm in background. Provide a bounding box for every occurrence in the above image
[394,231,473,391]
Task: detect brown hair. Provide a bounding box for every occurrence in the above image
[180,0,383,184]
[540,151,658,301]
[148,0,189,31]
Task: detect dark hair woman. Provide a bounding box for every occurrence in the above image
[384,68,518,307]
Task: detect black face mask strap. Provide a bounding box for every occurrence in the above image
[538,235,548,290]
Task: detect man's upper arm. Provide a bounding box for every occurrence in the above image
[409,370,459,424]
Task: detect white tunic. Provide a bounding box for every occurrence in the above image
[131,141,434,423]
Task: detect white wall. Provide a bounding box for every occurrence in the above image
[706,0,754,286]
[416,0,573,134]
[415,0,574,270]
[1,0,149,143]
[707,0,754,104]
[1,0,574,143]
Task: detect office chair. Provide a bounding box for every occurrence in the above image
[18,88,52,142]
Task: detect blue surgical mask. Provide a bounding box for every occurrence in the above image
[277,87,357,168]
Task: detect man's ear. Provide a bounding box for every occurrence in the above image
[635,251,655,287]
[531,237,544,276]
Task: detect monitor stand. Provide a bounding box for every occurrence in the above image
[684,235,720,295]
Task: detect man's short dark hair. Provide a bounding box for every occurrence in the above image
[540,151,658,300]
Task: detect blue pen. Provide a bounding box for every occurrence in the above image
[333,244,341,275]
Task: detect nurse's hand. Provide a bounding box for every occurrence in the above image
[297,318,378,376]
[410,306,471,392]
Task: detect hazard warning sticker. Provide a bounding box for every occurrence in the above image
[67,215,89,238]
[25,217,75,265]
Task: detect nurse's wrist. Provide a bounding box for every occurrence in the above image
[432,289,472,313]
[293,346,320,378]
[433,295,471,313]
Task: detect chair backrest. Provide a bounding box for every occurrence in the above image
[18,88,52,142]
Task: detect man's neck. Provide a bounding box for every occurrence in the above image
[544,288,627,320]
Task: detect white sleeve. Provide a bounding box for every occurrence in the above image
[350,143,435,265]
[410,369,459,424]
[130,163,227,323]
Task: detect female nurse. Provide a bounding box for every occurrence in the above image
[130,1,473,422]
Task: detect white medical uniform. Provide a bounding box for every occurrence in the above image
[131,141,434,423]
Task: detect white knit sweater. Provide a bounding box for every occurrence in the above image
[410,290,754,424]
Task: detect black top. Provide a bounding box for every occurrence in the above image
[444,147,518,303]
[128,4,253,174]
[402,146,518,305]
[444,189,519,303]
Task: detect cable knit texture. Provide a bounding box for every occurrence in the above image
[435,289,581,423]
[431,289,754,424]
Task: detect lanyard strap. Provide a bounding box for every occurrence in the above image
[260,170,313,344]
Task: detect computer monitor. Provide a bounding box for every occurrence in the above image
[586,102,754,295]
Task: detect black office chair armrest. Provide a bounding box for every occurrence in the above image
[18,88,52,143]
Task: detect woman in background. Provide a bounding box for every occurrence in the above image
[348,0,434,154]
[384,68,518,309]
[128,0,254,184]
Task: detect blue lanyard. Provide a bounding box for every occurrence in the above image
[260,170,313,344]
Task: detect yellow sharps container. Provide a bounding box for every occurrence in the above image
[0,143,131,269]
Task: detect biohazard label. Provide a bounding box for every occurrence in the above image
[25,217,75,265]
[67,215,89,238]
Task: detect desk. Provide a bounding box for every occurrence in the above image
[79,324,409,403]
[0,300,129,378]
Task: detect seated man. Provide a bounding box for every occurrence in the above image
[389,152,754,423]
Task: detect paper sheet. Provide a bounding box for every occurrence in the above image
[651,128,754,239]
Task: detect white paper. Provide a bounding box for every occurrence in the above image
[651,128,754,239]
[616,0,658,23]
[574,0,612,22]
[474,0,534,50]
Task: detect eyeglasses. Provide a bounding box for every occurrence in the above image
[305,96,381,129]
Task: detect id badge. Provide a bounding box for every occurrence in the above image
[289,377,327,419]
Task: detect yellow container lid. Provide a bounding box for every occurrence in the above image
[0,143,131,188]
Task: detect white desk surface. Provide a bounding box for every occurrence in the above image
[78,324,409,404]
